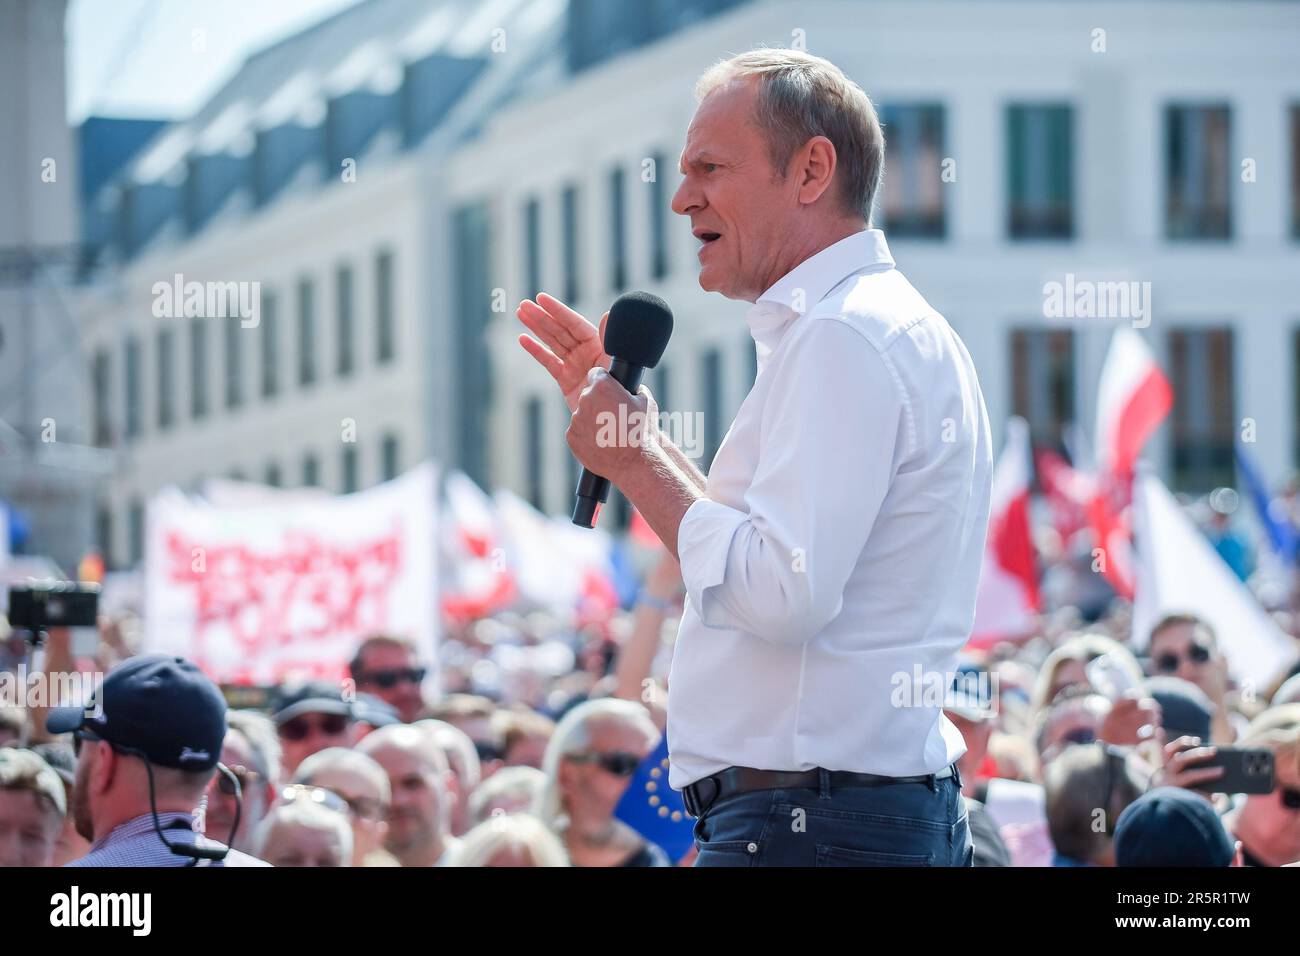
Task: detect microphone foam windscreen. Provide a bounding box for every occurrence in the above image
[603,291,674,368]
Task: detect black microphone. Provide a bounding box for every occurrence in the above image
[572,291,674,528]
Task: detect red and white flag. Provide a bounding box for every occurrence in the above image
[1095,327,1173,482]
[971,418,1040,647]
[441,472,515,623]
[1089,328,1173,599]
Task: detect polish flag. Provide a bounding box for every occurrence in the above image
[1094,328,1173,482]
[1035,448,1093,543]
[1088,328,1173,600]
[970,418,1040,647]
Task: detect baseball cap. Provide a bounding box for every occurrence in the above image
[350,692,400,729]
[46,654,226,772]
[1114,786,1236,867]
[271,680,354,727]
[1143,676,1214,743]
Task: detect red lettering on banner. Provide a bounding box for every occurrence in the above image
[163,522,405,678]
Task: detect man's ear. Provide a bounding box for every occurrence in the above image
[91,741,117,795]
[795,135,838,207]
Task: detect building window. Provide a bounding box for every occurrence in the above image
[189,318,208,420]
[1007,104,1073,239]
[92,349,111,447]
[649,151,669,280]
[879,103,945,237]
[124,336,142,439]
[157,328,175,429]
[1010,328,1075,454]
[376,249,395,364]
[225,318,243,409]
[336,264,354,377]
[609,165,627,291]
[1169,327,1234,490]
[655,361,671,412]
[96,505,113,571]
[1291,105,1300,239]
[701,347,723,468]
[525,396,544,509]
[1166,105,1232,240]
[562,184,580,304]
[302,453,319,487]
[452,201,494,488]
[128,499,144,567]
[381,433,400,482]
[298,277,316,386]
[342,445,359,493]
[265,462,282,488]
[523,197,542,298]
[261,290,279,398]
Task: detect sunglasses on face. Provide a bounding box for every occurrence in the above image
[215,764,260,797]
[357,667,426,689]
[1154,643,1212,673]
[1281,787,1300,811]
[1061,727,1098,747]
[280,784,351,816]
[71,727,101,756]
[566,751,642,777]
[278,713,351,742]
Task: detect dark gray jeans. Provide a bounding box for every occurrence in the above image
[691,767,973,867]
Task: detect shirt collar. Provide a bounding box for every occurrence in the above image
[91,811,193,852]
[745,228,894,367]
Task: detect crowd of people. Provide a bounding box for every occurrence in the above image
[2,519,1300,868]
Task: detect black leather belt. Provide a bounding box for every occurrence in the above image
[681,764,957,819]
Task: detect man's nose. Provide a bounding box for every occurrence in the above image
[670,177,699,217]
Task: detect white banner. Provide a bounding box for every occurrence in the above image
[143,463,438,686]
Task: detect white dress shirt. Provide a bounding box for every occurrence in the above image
[667,228,992,790]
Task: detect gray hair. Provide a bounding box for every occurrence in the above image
[253,796,353,865]
[0,748,66,821]
[226,709,282,787]
[448,812,569,867]
[696,48,884,221]
[291,747,391,804]
[415,718,482,792]
[533,698,659,831]
[468,765,546,825]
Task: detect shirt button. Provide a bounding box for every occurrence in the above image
[747,842,758,854]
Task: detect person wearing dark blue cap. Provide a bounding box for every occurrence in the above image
[46,653,268,866]
[1114,786,1241,867]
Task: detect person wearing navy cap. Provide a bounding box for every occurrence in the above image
[1114,786,1241,867]
[46,653,268,866]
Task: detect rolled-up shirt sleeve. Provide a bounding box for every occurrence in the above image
[678,317,909,645]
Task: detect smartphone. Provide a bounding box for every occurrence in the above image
[1191,747,1276,795]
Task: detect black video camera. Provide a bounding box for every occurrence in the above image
[7,582,101,631]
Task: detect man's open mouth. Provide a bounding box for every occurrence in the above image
[695,230,721,245]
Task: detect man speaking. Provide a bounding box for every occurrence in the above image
[516,49,991,866]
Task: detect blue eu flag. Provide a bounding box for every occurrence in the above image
[614,736,694,862]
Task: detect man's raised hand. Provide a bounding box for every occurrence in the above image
[516,293,610,412]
